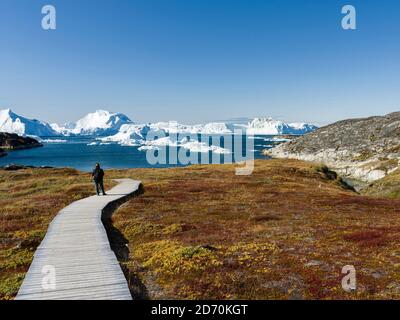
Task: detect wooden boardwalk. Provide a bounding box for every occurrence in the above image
[16,179,142,300]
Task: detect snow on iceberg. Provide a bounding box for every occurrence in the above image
[137,136,178,151]
[246,117,317,135]
[0,109,59,137]
[286,122,318,134]
[41,139,68,143]
[179,137,230,154]
[149,122,232,134]
[50,122,75,136]
[137,136,230,154]
[53,110,134,136]
[100,123,153,146]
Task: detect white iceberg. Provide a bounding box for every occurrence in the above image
[137,136,230,154]
[41,139,68,143]
[149,122,232,134]
[246,117,317,135]
[53,110,134,136]
[0,109,59,136]
[100,123,152,146]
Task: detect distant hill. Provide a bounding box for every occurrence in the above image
[265,112,400,182]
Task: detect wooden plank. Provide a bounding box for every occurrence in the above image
[15,179,141,300]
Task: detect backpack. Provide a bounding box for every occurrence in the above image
[93,168,104,181]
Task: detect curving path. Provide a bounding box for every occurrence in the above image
[16,179,142,300]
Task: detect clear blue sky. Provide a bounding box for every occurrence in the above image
[0,0,399,125]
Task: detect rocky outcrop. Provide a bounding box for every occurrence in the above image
[0,164,54,171]
[0,132,43,151]
[265,112,400,182]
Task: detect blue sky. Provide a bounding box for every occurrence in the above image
[0,0,399,125]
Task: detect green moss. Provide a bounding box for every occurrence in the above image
[0,249,34,271]
[162,223,183,235]
[13,229,45,240]
[363,168,400,199]
[134,240,221,282]
[0,274,25,300]
[124,222,162,240]
[178,246,212,259]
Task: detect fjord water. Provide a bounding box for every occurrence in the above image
[0,135,274,172]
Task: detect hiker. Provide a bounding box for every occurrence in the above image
[92,163,106,196]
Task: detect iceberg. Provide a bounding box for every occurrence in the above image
[179,137,230,154]
[137,136,230,154]
[246,117,317,135]
[99,123,153,146]
[53,110,134,136]
[149,122,232,134]
[0,109,59,137]
[41,139,68,143]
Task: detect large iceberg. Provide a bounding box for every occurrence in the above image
[52,110,134,136]
[0,109,59,137]
[137,136,230,154]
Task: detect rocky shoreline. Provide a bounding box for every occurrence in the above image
[0,164,54,171]
[0,132,43,156]
[265,112,400,183]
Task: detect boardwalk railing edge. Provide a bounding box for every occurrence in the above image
[102,181,144,220]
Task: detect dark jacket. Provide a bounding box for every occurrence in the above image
[92,167,104,182]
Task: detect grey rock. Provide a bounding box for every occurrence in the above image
[265,112,400,182]
[305,260,323,267]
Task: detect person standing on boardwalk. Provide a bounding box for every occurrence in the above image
[92,163,106,196]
